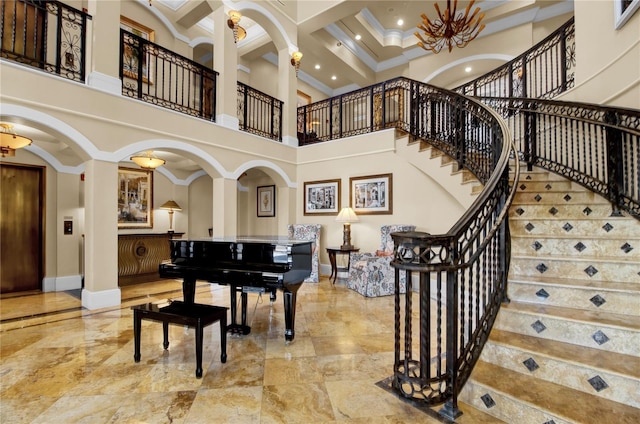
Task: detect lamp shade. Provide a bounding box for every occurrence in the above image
[130,150,166,169]
[1,123,32,156]
[335,207,359,223]
[160,200,182,211]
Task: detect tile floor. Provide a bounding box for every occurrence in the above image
[0,277,500,423]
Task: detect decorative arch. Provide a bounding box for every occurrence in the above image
[232,159,297,188]
[422,54,515,84]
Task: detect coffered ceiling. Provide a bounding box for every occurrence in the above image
[170,0,573,95]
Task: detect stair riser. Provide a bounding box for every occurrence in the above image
[510,257,640,284]
[510,219,640,237]
[512,172,571,182]
[511,237,640,259]
[459,379,573,424]
[513,191,609,204]
[509,203,613,219]
[494,309,640,357]
[516,181,574,192]
[507,281,640,316]
[480,342,640,408]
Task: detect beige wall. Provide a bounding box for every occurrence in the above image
[560,1,640,109]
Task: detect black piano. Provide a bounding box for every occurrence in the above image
[158,237,312,342]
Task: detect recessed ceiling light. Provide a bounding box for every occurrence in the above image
[397,19,404,26]
[315,64,320,70]
[331,75,337,80]
[355,34,362,40]
[465,66,472,73]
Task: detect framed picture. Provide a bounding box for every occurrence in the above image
[120,16,154,84]
[257,185,276,217]
[304,179,341,215]
[118,167,153,228]
[350,173,393,215]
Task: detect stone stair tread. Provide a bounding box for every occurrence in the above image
[489,329,640,379]
[508,275,640,293]
[500,301,640,331]
[470,361,640,423]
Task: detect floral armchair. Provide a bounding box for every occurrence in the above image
[347,224,416,297]
[288,224,321,283]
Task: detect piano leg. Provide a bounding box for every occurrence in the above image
[182,277,196,303]
[270,289,277,304]
[227,285,251,336]
[283,289,296,342]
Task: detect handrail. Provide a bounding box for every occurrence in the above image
[0,0,91,83]
[237,82,283,142]
[120,29,218,121]
[455,17,575,99]
[482,96,640,219]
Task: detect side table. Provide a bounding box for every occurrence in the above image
[326,246,359,284]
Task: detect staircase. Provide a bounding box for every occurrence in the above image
[459,167,640,423]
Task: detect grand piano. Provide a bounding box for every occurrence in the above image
[158,237,312,342]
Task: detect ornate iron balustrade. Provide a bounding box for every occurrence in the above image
[483,97,640,219]
[120,29,218,121]
[237,82,283,142]
[455,17,575,99]
[0,0,91,83]
[297,77,410,145]
[382,93,516,421]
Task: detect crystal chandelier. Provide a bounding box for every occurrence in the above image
[415,0,485,54]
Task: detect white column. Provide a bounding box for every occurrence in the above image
[278,47,300,146]
[212,177,238,237]
[85,0,122,94]
[82,160,120,309]
[213,7,239,129]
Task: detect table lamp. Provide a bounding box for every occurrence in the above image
[335,207,358,250]
[160,200,182,232]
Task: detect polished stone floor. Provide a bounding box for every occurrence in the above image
[0,277,501,423]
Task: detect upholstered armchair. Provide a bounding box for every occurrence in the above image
[347,224,416,297]
[288,224,321,283]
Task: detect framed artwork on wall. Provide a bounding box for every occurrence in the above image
[350,173,393,215]
[120,16,155,84]
[304,179,341,215]
[257,185,276,217]
[118,167,153,228]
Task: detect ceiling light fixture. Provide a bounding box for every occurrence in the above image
[355,34,362,40]
[397,19,404,26]
[314,64,320,70]
[0,123,32,157]
[130,150,166,169]
[227,10,246,43]
[290,51,303,76]
[415,0,485,54]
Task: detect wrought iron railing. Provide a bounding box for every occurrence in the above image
[120,29,218,121]
[237,82,283,142]
[0,0,91,83]
[483,97,640,219]
[455,17,575,99]
[297,77,410,146]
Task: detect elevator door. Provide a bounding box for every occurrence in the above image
[1,164,44,293]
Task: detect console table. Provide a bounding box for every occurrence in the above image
[118,233,183,285]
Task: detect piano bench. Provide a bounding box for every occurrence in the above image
[132,300,228,378]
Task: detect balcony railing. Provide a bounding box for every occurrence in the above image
[237,82,283,142]
[0,0,91,83]
[120,29,218,121]
[455,17,575,99]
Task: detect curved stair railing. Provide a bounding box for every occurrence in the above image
[384,93,518,421]
[297,77,519,418]
[482,97,640,220]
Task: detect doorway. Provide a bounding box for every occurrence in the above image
[0,163,45,293]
